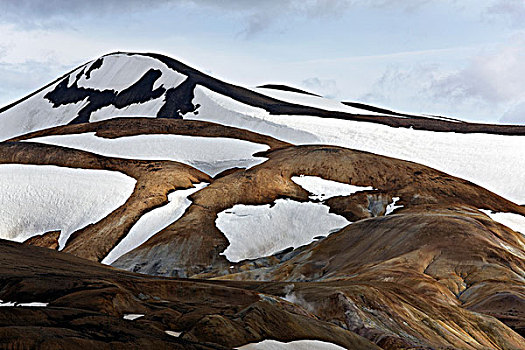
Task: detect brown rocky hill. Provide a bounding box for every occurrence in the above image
[0,239,377,349]
[0,118,523,349]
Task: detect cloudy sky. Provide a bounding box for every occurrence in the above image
[1,0,525,123]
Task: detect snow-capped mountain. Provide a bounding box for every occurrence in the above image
[1,52,524,349]
[2,52,525,205]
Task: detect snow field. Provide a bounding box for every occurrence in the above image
[26,133,270,177]
[239,339,346,349]
[0,164,136,248]
[216,199,350,262]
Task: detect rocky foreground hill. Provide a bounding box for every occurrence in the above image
[0,52,524,349]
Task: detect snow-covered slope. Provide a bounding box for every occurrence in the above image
[0,164,135,248]
[102,182,207,265]
[0,54,185,141]
[479,209,525,235]
[189,86,525,204]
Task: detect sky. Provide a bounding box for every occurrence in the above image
[1,0,525,124]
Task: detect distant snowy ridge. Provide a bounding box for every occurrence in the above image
[0,51,449,142]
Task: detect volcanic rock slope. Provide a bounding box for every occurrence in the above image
[0,52,524,349]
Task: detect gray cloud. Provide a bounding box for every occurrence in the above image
[1,0,170,17]
[0,0,465,35]
[2,0,520,39]
[360,64,441,109]
[430,43,525,104]
[0,0,173,29]
[485,0,525,26]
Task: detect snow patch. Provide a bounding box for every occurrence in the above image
[0,164,136,248]
[479,209,525,235]
[165,330,182,337]
[385,197,403,215]
[0,301,48,307]
[291,175,374,201]
[239,339,346,349]
[123,314,144,320]
[216,199,350,262]
[498,241,525,259]
[26,133,270,177]
[103,183,208,265]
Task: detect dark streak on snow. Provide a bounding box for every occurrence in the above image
[157,76,199,119]
[257,84,321,97]
[45,78,116,124]
[85,58,104,80]
[44,68,169,124]
[115,69,165,108]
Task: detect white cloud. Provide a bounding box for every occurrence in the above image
[430,42,525,104]
[359,35,525,123]
[500,100,525,124]
[301,78,340,99]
